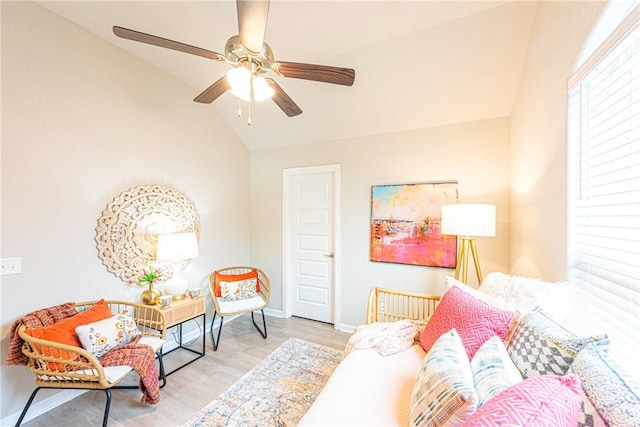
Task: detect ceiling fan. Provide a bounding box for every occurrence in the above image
[113,0,355,122]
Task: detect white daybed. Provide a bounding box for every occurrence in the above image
[299,275,640,427]
[299,287,439,426]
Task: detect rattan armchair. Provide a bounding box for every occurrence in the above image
[15,300,166,427]
[207,266,271,351]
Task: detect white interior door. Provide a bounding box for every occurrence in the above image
[283,165,339,324]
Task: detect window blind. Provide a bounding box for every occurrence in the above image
[567,6,639,378]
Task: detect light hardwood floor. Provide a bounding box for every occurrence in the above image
[21,315,351,427]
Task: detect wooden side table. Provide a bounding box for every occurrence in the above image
[162,296,206,376]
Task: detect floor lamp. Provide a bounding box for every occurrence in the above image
[441,204,496,285]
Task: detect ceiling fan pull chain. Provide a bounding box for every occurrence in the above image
[237,98,242,118]
[247,102,252,126]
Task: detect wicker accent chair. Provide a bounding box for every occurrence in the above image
[15,300,166,427]
[207,266,271,351]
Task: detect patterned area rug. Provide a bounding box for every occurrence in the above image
[184,338,343,427]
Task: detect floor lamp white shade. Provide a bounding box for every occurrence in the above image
[441,204,496,284]
[156,232,199,299]
[441,204,496,237]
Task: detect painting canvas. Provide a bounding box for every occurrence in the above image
[370,182,458,267]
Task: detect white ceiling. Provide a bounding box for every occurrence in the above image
[38,1,539,151]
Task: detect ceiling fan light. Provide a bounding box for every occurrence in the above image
[252,76,275,102]
[227,67,250,90]
[227,67,251,102]
[230,87,251,103]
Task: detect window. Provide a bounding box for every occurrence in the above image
[567,4,639,378]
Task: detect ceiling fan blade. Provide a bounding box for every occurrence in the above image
[272,61,355,86]
[237,0,270,54]
[193,76,231,104]
[113,26,226,62]
[265,78,302,117]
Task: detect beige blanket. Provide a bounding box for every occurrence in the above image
[344,320,421,357]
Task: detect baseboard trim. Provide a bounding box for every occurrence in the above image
[335,322,356,333]
[264,308,283,318]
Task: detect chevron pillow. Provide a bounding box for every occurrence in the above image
[419,285,516,360]
[463,374,582,427]
[506,307,608,379]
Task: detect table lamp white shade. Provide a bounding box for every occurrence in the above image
[156,232,199,299]
[441,204,496,237]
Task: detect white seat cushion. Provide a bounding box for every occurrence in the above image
[139,336,165,353]
[216,295,266,314]
[102,365,134,383]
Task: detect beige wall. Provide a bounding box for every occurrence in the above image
[510,1,606,281]
[251,117,511,329]
[1,2,250,419]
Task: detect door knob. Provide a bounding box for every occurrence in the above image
[323,253,335,258]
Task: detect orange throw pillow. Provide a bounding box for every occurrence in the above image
[24,300,113,369]
[214,269,259,297]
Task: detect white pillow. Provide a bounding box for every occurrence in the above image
[471,336,523,406]
[478,272,571,321]
[410,329,478,426]
[75,311,140,359]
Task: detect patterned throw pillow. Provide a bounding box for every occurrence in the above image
[410,329,478,427]
[568,343,640,426]
[23,300,113,369]
[419,285,516,360]
[220,278,259,302]
[471,336,523,407]
[506,307,608,378]
[463,374,582,426]
[563,371,607,427]
[75,310,141,359]
[214,269,259,297]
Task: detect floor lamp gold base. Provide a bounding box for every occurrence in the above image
[453,236,484,285]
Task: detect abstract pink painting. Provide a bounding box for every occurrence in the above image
[370,182,458,267]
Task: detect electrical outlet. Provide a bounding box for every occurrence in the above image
[379,301,385,313]
[1,257,22,275]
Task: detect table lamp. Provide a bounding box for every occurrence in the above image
[156,232,200,300]
[441,204,496,285]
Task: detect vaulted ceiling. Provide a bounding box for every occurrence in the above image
[39,1,539,151]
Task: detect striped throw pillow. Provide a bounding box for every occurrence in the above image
[410,329,478,427]
[471,336,523,406]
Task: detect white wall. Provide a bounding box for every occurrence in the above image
[510,1,607,280]
[0,2,250,419]
[251,117,511,328]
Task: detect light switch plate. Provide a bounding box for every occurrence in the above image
[1,257,22,275]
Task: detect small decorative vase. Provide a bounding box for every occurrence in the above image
[141,283,162,305]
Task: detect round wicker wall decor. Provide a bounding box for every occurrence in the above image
[95,184,200,282]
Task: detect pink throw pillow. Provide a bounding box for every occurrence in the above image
[463,374,582,427]
[419,285,515,359]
